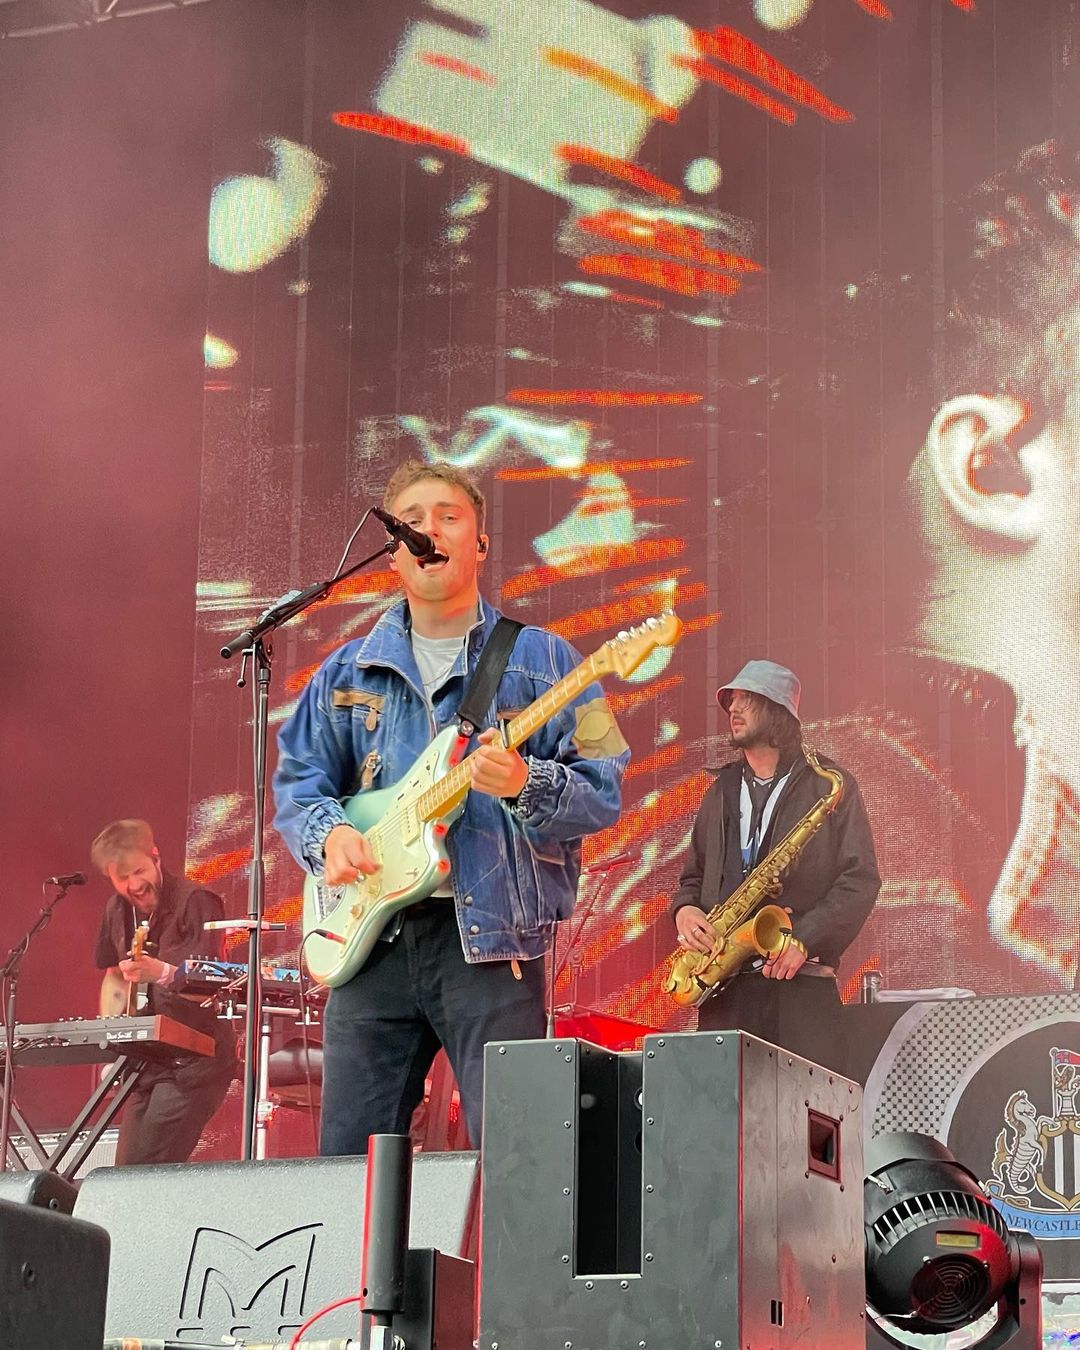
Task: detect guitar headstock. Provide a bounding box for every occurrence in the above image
[593,613,684,680]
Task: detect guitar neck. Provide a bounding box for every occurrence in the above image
[418,652,603,822]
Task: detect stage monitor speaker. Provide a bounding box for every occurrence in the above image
[480,1030,866,1350]
[0,1197,110,1350]
[0,1169,78,1213]
[74,1150,478,1345]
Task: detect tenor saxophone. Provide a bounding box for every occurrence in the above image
[662,751,844,1008]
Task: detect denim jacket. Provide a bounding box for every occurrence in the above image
[272,597,629,963]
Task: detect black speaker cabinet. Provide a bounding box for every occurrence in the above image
[0,1169,78,1213]
[74,1150,478,1344]
[0,1198,110,1350]
[480,1031,865,1350]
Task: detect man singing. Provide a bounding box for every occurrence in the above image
[272,459,628,1153]
[671,660,880,1065]
[92,818,236,1165]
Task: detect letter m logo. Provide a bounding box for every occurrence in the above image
[180,1224,320,1330]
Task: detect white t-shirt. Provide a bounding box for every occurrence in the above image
[410,626,468,898]
[411,629,467,705]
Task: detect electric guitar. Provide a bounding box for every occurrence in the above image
[124,920,151,1016]
[301,613,683,987]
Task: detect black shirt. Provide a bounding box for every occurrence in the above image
[95,869,234,1061]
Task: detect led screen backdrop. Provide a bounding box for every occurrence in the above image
[192,0,1080,1036]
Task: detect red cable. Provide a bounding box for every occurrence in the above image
[287,1293,364,1348]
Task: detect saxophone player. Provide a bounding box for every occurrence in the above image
[671,661,880,1066]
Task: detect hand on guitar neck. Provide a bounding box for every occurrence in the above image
[119,921,161,1014]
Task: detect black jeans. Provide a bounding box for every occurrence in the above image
[116,1051,235,1166]
[697,970,844,1071]
[320,906,546,1155]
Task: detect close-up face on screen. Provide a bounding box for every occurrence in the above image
[11,2,1080,1342]
[190,0,1080,1023]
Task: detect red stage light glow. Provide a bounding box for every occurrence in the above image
[507,388,702,407]
[543,46,679,122]
[551,583,707,641]
[556,143,682,203]
[578,209,761,273]
[606,674,684,717]
[675,57,796,124]
[418,51,496,85]
[580,252,741,297]
[331,111,470,156]
[609,290,666,309]
[496,457,693,481]
[189,847,251,886]
[501,540,688,600]
[692,26,854,124]
[624,744,686,780]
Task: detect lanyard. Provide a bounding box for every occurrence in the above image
[739,769,791,874]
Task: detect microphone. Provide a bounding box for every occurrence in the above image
[372,507,448,566]
[45,872,86,888]
[581,850,640,875]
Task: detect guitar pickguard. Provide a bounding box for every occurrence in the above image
[302,727,464,986]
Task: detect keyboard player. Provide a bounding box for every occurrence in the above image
[91,819,237,1165]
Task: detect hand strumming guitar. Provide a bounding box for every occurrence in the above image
[324,823,381,887]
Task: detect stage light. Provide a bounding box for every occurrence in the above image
[864,1132,1042,1350]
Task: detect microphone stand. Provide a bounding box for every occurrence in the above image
[220,536,397,1162]
[546,855,636,1039]
[0,879,77,1170]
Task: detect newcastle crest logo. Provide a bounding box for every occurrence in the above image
[984,1047,1080,1238]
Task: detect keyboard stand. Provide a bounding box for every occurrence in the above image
[45,1058,148,1179]
[2,1097,50,1171]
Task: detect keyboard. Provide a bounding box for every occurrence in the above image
[178,959,326,1007]
[0,1015,215,1067]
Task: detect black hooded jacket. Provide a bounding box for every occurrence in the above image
[670,752,881,969]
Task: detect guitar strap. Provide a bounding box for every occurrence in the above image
[456,616,525,738]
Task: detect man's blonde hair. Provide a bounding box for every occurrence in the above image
[90,819,156,873]
[383,459,486,533]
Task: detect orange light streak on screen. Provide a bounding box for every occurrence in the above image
[578,209,761,274]
[591,769,712,859]
[692,27,854,123]
[556,144,682,203]
[543,46,678,122]
[190,847,251,886]
[609,290,666,309]
[419,51,497,84]
[580,252,741,297]
[501,540,688,600]
[497,457,693,480]
[507,388,702,407]
[607,674,684,717]
[855,0,892,16]
[225,895,303,950]
[625,744,686,780]
[551,583,707,641]
[612,568,691,593]
[331,111,470,155]
[674,58,796,125]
